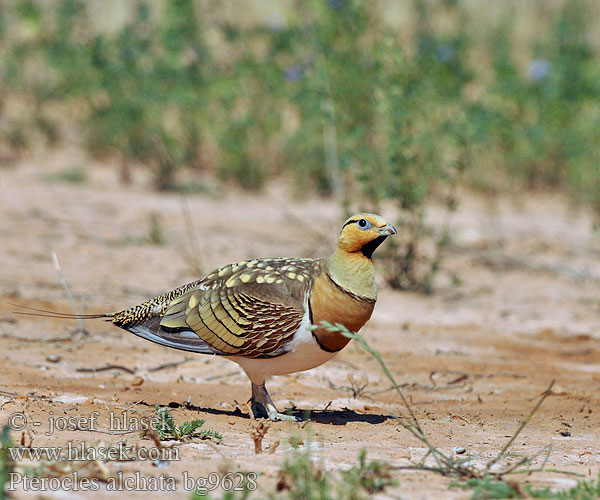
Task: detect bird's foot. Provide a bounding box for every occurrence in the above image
[250,397,301,422]
[268,410,301,422]
[250,382,301,422]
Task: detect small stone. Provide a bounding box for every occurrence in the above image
[46,355,60,363]
[560,431,571,437]
[453,446,466,455]
[132,376,144,387]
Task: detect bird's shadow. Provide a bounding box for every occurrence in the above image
[290,407,393,425]
[145,401,393,425]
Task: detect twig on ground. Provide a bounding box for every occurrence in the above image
[76,364,136,374]
[74,426,139,436]
[0,332,74,342]
[202,370,241,382]
[448,413,470,424]
[147,357,192,372]
[435,370,527,383]
[122,399,145,411]
[76,358,192,375]
[0,397,14,409]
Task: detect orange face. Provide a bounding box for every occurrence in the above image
[336,213,397,257]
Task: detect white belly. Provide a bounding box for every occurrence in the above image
[227,313,339,386]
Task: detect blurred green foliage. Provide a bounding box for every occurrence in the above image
[1,0,599,289]
[0,426,13,500]
[482,1,600,210]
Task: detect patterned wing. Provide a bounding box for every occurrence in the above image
[116,258,322,358]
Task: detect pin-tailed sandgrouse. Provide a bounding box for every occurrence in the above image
[32,213,396,421]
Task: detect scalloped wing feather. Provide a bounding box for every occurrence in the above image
[111,258,324,358]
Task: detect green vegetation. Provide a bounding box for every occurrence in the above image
[339,448,395,495]
[1,0,599,290]
[147,212,166,246]
[454,476,554,499]
[275,443,394,500]
[192,424,598,500]
[554,475,600,500]
[194,440,394,500]
[454,474,600,500]
[154,405,222,442]
[0,427,14,500]
[42,164,88,184]
[192,486,252,500]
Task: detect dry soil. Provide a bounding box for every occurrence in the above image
[1,153,599,499]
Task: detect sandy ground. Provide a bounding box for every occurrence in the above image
[1,151,599,499]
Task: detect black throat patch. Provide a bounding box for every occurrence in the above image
[361,236,387,259]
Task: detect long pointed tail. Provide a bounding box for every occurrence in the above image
[8,302,112,321]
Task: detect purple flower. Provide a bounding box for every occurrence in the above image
[327,0,344,9]
[528,59,551,82]
[436,44,455,63]
[284,65,303,82]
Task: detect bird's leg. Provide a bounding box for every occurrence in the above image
[250,383,300,422]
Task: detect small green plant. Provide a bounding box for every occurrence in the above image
[192,439,394,500]
[455,477,520,499]
[452,476,550,499]
[154,405,222,443]
[341,449,395,495]
[42,165,88,184]
[276,443,331,500]
[453,473,600,499]
[276,440,393,500]
[555,474,600,500]
[192,488,252,500]
[147,213,166,246]
[0,426,14,500]
[190,473,256,500]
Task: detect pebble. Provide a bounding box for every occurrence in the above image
[453,446,466,454]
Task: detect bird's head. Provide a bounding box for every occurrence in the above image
[336,213,397,259]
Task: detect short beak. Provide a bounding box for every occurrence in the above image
[377,223,397,237]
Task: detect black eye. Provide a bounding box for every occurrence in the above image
[357,218,371,230]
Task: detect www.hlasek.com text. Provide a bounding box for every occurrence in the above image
[9,441,179,462]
